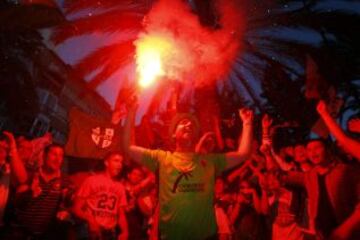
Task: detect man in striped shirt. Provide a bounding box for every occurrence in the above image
[13,143,73,239]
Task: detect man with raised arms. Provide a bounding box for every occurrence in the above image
[123,100,253,240]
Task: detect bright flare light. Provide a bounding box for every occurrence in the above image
[135,34,173,88]
[137,49,163,88]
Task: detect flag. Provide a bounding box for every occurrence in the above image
[65,108,122,159]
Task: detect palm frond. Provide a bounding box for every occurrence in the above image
[63,0,149,15]
[51,11,142,45]
[50,0,360,121]
[74,41,135,89]
[74,40,134,76]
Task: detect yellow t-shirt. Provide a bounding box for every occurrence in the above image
[142,150,226,240]
[77,174,127,229]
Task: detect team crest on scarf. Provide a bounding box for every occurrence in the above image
[91,127,114,148]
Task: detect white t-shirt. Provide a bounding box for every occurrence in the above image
[77,174,127,229]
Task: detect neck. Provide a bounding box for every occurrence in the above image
[175,144,194,153]
[175,138,196,152]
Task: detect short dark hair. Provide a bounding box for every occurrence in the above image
[168,113,200,139]
[44,143,64,156]
[103,151,123,162]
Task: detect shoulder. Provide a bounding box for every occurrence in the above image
[150,148,169,155]
[81,173,104,186]
[144,148,170,159]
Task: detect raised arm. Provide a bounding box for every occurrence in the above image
[317,100,360,160]
[122,99,149,165]
[224,108,253,169]
[226,160,251,183]
[3,131,28,184]
[260,114,294,171]
[212,115,224,151]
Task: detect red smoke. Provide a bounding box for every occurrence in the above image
[135,0,245,87]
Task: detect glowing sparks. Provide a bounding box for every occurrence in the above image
[135,34,173,88]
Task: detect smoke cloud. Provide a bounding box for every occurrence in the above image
[134,0,245,87]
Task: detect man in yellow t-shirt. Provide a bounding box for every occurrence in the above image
[123,101,254,240]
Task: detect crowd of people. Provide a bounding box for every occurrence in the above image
[0,99,359,240]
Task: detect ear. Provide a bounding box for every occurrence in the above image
[104,160,109,168]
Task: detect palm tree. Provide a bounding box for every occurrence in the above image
[51,0,360,132]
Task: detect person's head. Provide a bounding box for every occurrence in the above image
[238,180,254,201]
[43,144,64,173]
[169,114,200,150]
[17,137,33,162]
[282,145,294,158]
[174,118,198,147]
[347,114,360,134]
[215,177,226,195]
[293,143,308,163]
[104,151,124,178]
[127,166,144,185]
[306,139,330,166]
[262,172,281,192]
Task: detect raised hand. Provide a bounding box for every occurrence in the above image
[239,108,254,125]
[3,131,16,149]
[348,118,360,134]
[259,143,271,156]
[261,114,273,130]
[316,100,329,116]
